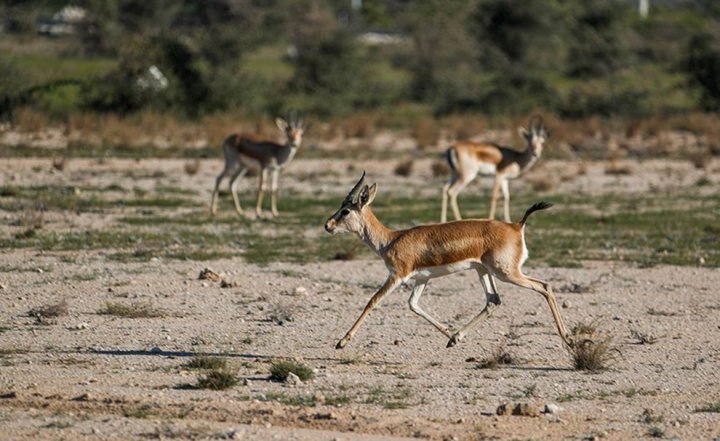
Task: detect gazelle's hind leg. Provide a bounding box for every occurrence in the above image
[447,269,501,347]
[228,168,248,216]
[408,280,453,338]
[447,178,470,222]
[210,171,226,216]
[500,178,511,222]
[255,168,270,217]
[497,270,573,347]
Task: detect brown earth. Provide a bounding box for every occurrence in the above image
[1,155,719,440]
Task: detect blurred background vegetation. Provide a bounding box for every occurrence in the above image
[0,0,719,145]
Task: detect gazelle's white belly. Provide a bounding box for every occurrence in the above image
[238,153,262,170]
[410,259,480,281]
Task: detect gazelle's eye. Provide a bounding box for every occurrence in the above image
[341,209,350,216]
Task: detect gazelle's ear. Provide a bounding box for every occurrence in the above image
[359,183,377,208]
[275,118,289,132]
[518,126,529,138]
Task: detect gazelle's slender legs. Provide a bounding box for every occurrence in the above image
[336,275,403,349]
[408,280,453,338]
[270,169,280,217]
[255,168,270,216]
[500,178,511,222]
[489,177,502,220]
[499,271,572,347]
[210,170,227,216]
[444,177,470,222]
[228,168,247,216]
[448,270,501,347]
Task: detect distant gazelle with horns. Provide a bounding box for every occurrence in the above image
[210,113,308,218]
[325,172,573,350]
[441,115,548,222]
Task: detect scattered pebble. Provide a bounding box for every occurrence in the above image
[285,372,302,386]
[543,403,563,414]
[198,268,222,282]
[562,300,571,309]
[293,286,308,296]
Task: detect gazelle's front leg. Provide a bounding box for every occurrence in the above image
[270,168,280,217]
[336,274,402,349]
[408,280,453,338]
[448,271,501,347]
[255,167,270,217]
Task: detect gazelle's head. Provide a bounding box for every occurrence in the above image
[324,171,377,235]
[518,115,548,158]
[276,112,309,149]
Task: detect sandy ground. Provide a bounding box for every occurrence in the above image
[1,156,719,440]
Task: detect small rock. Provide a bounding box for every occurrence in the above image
[543,403,563,414]
[221,279,239,288]
[393,339,403,346]
[242,379,251,386]
[313,411,337,420]
[496,403,512,416]
[512,403,540,417]
[72,393,91,401]
[149,347,162,354]
[285,372,302,386]
[198,268,222,282]
[293,286,308,296]
[562,300,571,309]
[0,283,6,290]
[0,391,17,399]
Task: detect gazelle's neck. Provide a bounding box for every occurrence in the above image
[358,208,395,255]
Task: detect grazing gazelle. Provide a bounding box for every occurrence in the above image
[441,115,548,223]
[210,114,308,218]
[325,172,573,350]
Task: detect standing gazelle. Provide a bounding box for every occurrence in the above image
[441,116,548,223]
[325,172,573,350]
[210,114,308,218]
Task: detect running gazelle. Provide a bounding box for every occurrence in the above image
[325,172,573,350]
[441,116,548,222]
[210,113,309,218]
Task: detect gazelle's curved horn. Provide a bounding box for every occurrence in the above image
[346,171,367,204]
[529,115,543,133]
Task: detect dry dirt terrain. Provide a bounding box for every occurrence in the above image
[0,154,719,440]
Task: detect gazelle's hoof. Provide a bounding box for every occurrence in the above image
[335,338,348,349]
[446,336,459,348]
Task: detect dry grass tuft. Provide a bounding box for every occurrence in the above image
[184,356,227,370]
[29,300,68,323]
[341,112,377,138]
[630,329,658,345]
[431,160,450,178]
[568,320,615,372]
[412,116,439,150]
[605,159,634,176]
[394,160,414,177]
[51,156,66,171]
[333,244,360,261]
[687,149,711,169]
[528,175,557,192]
[270,360,315,382]
[476,345,516,369]
[441,114,486,140]
[101,301,164,318]
[196,369,238,390]
[183,159,201,175]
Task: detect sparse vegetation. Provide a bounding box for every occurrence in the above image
[101,301,164,318]
[183,356,227,371]
[568,321,615,372]
[28,300,68,323]
[630,329,658,345]
[196,369,238,390]
[694,402,720,413]
[476,345,516,369]
[269,360,315,382]
[393,160,414,177]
